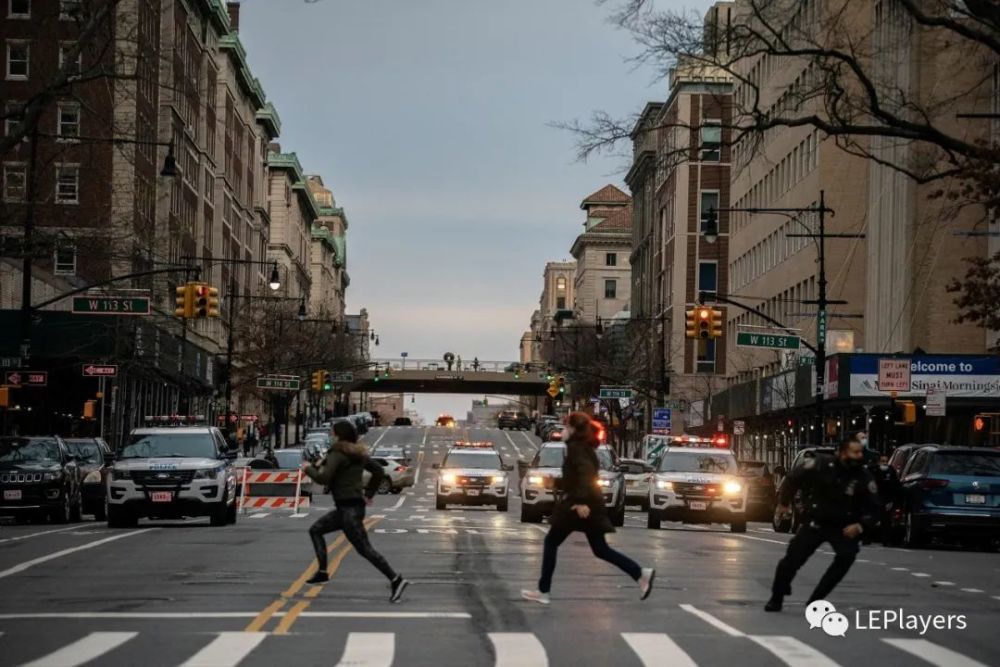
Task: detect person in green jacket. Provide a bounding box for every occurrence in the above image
[302,420,409,602]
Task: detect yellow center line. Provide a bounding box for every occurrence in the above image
[273,600,310,635]
[243,599,286,633]
[281,533,348,599]
[305,542,353,598]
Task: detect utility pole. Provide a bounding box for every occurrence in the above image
[19,124,39,364]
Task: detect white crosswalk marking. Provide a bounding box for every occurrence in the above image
[335,632,394,667]
[622,633,697,667]
[180,632,266,667]
[249,513,270,519]
[489,632,547,667]
[748,636,840,666]
[21,631,137,667]
[882,639,990,667]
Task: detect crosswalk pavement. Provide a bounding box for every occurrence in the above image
[1,624,992,666]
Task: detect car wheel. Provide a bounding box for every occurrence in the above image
[647,511,661,530]
[227,501,238,525]
[435,496,447,511]
[497,497,509,512]
[904,511,926,547]
[730,518,747,533]
[50,491,72,524]
[377,478,392,495]
[210,492,230,526]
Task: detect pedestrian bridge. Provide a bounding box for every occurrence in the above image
[344,358,551,395]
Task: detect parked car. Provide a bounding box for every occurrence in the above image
[270,448,312,498]
[394,417,413,426]
[64,437,114,521]
[888,443,932,477]
[620,457,654,510]
[0,436,82,524]
[738,460,777,522]
[497,410,531,430]
[893,445,1000,548]
[371,446,412,465]
[772,446,833,533]
[363,457,416,494]
[232,456,276,497]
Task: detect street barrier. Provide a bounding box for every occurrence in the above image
[239,468,310,512]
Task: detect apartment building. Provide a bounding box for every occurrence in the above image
[570,185,632,324]
[306,174,349,320]
[524,260,575,365]
[265,149,315,302]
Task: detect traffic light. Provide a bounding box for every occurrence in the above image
[83,399,96,419]
[513,365,520,380]
[205,286,220,317]
[311,371,323,392]
[321,371,331,391]
[710,308,724,338]
[192,283,220,318]
[557,376,566,395]
[974,414,987,432]
[174,283,194,319]
[696,308,712,339]
[685,308,699,339]
[0,386,8,408]
[892,400,917,424]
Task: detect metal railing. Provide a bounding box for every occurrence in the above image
[369,358,522,373]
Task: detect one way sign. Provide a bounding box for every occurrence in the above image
[5,371,48,387]
[82,364,118,377]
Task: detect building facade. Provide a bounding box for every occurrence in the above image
[306,175,348,320]
[570,185,632,324]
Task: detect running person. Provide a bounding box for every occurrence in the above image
[521,412,655,604]
[302,420,409,602]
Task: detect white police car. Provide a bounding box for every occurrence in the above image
[434,442,511,511]
[519,443,626,526]
[646,438,747,532]
[106,418,238,527]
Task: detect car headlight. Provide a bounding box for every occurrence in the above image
[656,480,674,491]
[527,475,543,486]
[83,471,102,484]
[111,468,131,481]
[194,467,221,480]
[597,478,612,487]
[441,473,457,484]
[491,475,506,485]
[723,480,742,495]
[43,471,61,482]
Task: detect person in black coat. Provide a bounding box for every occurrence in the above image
[521,412,655,605]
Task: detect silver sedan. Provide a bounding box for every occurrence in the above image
[363,457,416,494]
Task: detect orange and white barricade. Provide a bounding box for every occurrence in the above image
[239,468,311,513]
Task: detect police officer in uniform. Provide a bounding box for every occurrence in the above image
[765,438,880,612]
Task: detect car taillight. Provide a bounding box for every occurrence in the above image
[394,466,407,472]
[919,478,949,490]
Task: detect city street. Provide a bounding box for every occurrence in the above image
[0,426,998,666]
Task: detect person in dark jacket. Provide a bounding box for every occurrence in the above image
[765,437,880,611]
[521,412,655,605]
[302,421,409,602]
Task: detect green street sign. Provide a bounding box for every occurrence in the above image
[330,372,354,383]
[736,331,801,350]
[599,386,634,400]
[71,296,151,315]
[256,376,301,391]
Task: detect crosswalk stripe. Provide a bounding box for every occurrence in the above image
[489,632,547,667]
[180,632,266,667]
[21,631,137,667]
[882,639,990,667]
[335,632,394,667]
[622,633,697,667]
[249,513,270,519]
[748,636,840,666]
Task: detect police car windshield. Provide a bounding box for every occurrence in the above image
[0,438,59,463]
[658,452,736,474]
[596,449,614,471]
[537,446,565,468]
[121,434,216,459]
[443,451,501,469]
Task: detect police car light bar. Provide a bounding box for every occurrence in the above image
[453,440,494,448]
[143,415,207,425]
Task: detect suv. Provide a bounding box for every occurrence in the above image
[497,411,531,430]
[647,443,748,533]
[434,442,511,511]
[107,425,238,527]
[0,436,82,523]
[519,443,625,526]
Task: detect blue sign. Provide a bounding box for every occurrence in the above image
[652,407,672,435]
[848,355,1000,398]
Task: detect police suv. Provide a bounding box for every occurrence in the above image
[106,417,238,527]
[434,441,511,511]
[646,436,748,533]
[519,442,626,526]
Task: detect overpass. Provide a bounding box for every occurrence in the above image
[342,358,552,395]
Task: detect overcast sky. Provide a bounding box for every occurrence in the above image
[240,0,711,420]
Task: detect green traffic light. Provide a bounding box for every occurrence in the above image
[323,383,332,391]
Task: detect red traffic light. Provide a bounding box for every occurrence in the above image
[974,415,986,432]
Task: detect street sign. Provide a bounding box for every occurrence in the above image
[330,372,354,383]
[926,387,946,417]
[736,331,801,350]
[71,296,151,315]
[733,419,745,435]
[82,364,117,377]
[5,371,47,387]
[878,359,911,392]
[0,357,22,369]
[547,385,560,398]
[599,386,633,400]
[256,376,301,391]
[652,407,672,435]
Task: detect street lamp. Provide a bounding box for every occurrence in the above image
[267,262,281,291]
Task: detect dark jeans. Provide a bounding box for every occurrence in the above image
[772,524,860,602]
[309,505,397,581]
[538,524,642,593]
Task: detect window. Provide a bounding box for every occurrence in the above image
[605,252,617,267]
[556,296,566,309]
[2,162,26,201]
[697,339,716,373]
[53,246,75,275]
[57,103,79,140]
[698,261,718,293]
[8,0,29,18]
[6,41,29,79]
[59,0,81,19]
[604,279,617,299]
[700,122,721,161]
[4,100,23,137]
[55,165,79,204]
[58,43,81,77]
[699,191,720,232]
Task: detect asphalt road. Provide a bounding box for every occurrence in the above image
[1,425,998,666]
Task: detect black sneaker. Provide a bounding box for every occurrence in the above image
[764,595,783,612]
[306,571,329,585]
[389,576,409,603]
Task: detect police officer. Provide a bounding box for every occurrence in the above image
[765,437,879,612]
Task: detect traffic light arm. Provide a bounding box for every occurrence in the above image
[697,290,818,355]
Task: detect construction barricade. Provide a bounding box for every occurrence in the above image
[238,468,311,513]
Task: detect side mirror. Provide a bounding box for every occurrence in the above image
[431,463,440,469]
